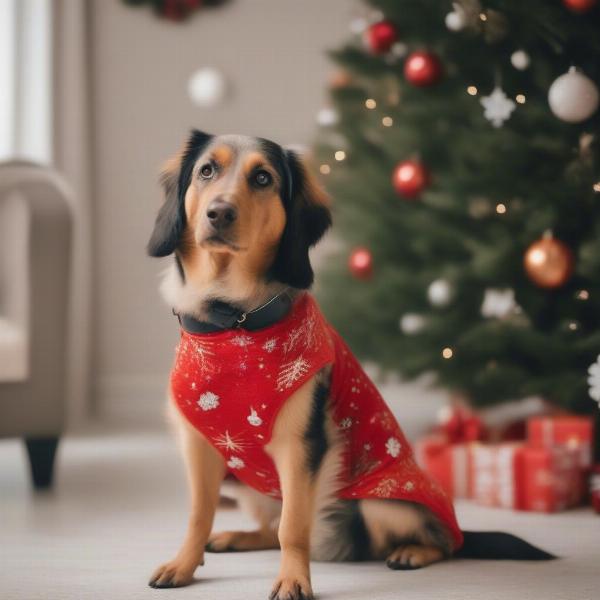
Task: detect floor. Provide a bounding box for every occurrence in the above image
[1,428,598,600]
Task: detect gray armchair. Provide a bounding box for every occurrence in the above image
[0,162,72,489]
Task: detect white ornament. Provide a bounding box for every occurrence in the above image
[481,288,517,318]
[188,67,227,108]
[227,456,245,470]
[399,313,426,334]
[480,86,516,128]
[197,391,220,411]
[428,278,453,307]
[247,408,263,427]
[548,67,599,123]
[587,355,600,406]
[349,17,368,35]
[385,437,401,458]
[511,50,530,71]
[445,10,466,31]
[317,107,339,127]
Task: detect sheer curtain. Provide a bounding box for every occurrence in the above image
[0,0,53,163]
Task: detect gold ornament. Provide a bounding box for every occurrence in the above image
[524,235,574,289]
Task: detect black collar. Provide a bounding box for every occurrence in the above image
[174,289,293,333]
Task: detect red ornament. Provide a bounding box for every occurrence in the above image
[404,51,443,87]
[365,20,399,54]
[563,0,597,13]
[392,159,430,198]
[348,247,373,280]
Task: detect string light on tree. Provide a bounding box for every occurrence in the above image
[348,247,373,280]
[392,159,430,199]
[316,107,339,127]
[365,20,399,54]
[445,3,467,31]
[335,150,346,161]
[404,51,443,87]
[563,0,598,13]
[319,164,331,175]
[442,347,454,359]
[524,234,574,289]
[548,67,599,123]
[577,289,590,300]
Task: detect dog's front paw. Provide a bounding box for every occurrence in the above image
[148,559,198,588]
[269,575,313,600]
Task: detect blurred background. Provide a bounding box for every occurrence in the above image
[1,1,599,599]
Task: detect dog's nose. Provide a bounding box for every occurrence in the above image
[206,199,237,230]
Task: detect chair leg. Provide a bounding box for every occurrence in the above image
[24,437,60,490]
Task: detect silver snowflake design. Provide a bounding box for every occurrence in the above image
[385,437,402,458]
[339,417,353,430]
[197,391,220,411]
[364,443,372,451]
[283,327,304,354]
[247,408,263,427]
[227,456,245,470]
[403,480,415,492]
[481,288,517,319]
[262,338,278,353]
[587,354,600,405]
[373,477,398,498]
[214,430,247,453]
[231,334,254,348]
[480,86,516,128]
[277,357,310,390]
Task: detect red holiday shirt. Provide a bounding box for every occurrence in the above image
[171,293,463,549]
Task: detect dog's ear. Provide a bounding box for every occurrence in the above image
[147,129,213,257]
[269,150,332,289]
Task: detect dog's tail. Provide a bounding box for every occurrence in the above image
[454,531,556,561]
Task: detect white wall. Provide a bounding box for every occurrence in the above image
[90,0,355,419]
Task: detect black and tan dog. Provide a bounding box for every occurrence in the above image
[146,131,554,599]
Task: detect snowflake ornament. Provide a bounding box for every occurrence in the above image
[480,86,516,127]
[481,288,517,318]
[587,355,600,407]
[197,391,220,411]
[385,437,402,458]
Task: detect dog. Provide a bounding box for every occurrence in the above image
[146,131,554,599]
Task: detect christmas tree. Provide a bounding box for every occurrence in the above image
[316,0,600,415]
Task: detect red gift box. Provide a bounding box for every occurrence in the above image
[527,416,594,468]
[518,446,583,512]
[472,442,584,512]
[415,434,474,499]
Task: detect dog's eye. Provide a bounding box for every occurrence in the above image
[254,170,272,187]
[200,164,214,179]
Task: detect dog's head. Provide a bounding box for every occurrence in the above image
[147,131,332,289]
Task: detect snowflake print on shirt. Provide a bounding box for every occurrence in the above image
[263,338,278,353]
[227,456,245,469]
[214,430,247,453]
[385,437,401,458]
[231,334,254,348]
[277,357,310,391]
[197,391,220,411]
[247,408,263,427]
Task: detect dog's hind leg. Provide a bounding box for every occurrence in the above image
[207,484,281,552]
[360,499,452,570]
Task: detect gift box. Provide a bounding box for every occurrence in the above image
[471,442,584,512]
[527,415,594,468]
[472,443,524,509]
[415,434,474,499]
[518,446,583,512]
